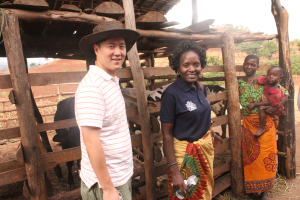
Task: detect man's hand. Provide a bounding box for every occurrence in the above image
[103,187,120,200]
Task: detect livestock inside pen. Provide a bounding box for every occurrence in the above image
[0,0,295,199]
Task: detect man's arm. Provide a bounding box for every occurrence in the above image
[81,126,119,200]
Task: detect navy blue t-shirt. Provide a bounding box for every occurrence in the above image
[160,76,211,143]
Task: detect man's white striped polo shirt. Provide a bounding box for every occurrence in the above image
[75,65,133,188]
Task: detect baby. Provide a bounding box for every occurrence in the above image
[247,66,288,136]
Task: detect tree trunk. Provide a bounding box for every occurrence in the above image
[222,31,245,197]
[3,14,48,199]
[271,0,296,179]
[122,0,156,199]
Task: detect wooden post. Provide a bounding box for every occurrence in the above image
[84,0,93,13]
[222,31,245,197]
[148,54,155,90]
[192,0,198,24]
[86,57,94,71]
[2,14,48,199]
[57,84,61,102]
[271,0,296,179]
[122,0,156,199]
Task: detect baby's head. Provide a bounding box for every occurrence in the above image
[267,66,283,86]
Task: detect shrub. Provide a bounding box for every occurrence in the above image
[1,91,9,98]
[206,55,223,66]
[263,55,300,75]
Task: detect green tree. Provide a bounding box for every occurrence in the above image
[263,55,300,75]
[258,40,278,60]
[297,41,300,51]
[291,54,300,75]
[29,63,39,68]
[206,55,223,66]
[204,55,224,86]
[236,41,263,55]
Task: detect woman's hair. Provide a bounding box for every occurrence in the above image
[170,40,206,73]
[244,55,259,65]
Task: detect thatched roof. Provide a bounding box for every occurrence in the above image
[0,0,182,59]
[0,0,180,15]
[0,0,275,60]
[47,0,180,15]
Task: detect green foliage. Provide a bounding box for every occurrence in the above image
[290,46,296,54]
[1,91,9,98]
[203,56,224,86]
[258,40,278,60]
[206,55,223,66]
[29,63,39,68]
[297,41,300,51]
[62,69,71,72]
[291,39,299,45]
[263,59,279,66]
[291,54,300,75]
[236,41,263,55]
[263,55,300,75]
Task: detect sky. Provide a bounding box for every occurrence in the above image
[165,0,299,41]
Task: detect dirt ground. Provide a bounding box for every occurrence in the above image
[0,58,300,199]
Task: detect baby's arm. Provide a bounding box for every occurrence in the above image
[247,101,270,110]
[265,95,288,114]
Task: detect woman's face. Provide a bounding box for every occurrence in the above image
[243,58,259,77]
[179,50,201,85]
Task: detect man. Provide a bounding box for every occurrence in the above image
[75,21,140,200]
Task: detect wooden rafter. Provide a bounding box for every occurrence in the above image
[78,0,82,7]
[150,0,159,11]
[53,0,58,10]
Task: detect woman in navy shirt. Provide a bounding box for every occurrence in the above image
[161,40,215,200]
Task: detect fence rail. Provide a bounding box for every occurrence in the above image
[0,84,77,129]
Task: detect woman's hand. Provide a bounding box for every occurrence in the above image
[265,106,278,114]
[171,168,188,195]
[211,130,223,148]
[247,103,256,110]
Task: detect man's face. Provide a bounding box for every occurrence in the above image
[94,37,126,76]
[243,58,259,77]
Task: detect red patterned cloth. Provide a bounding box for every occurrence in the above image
[168,131,214,199]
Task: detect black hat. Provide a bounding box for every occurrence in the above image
[79,21,140,57]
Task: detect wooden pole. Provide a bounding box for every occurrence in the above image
[192,0,198,24]
[122,0,156,199]
[222,31,245,197]
[271,0,296,179]
[2,14,48,199]
[3,9,113,25]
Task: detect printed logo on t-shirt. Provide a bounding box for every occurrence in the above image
[186,101,197,111]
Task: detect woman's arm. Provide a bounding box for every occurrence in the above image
[162,122,187,195]
[247,101,270,110]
